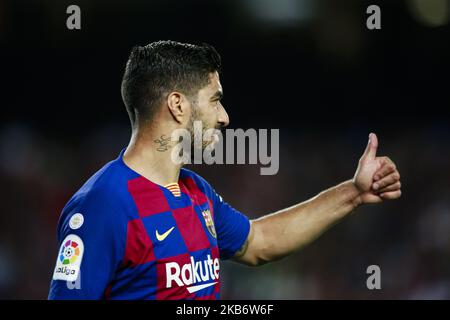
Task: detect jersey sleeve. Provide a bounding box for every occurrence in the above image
[209,187,251,260]
[48,189,126,300]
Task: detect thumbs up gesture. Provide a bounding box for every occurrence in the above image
[353,133,402,204]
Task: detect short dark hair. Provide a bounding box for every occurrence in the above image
[121,40,221,126]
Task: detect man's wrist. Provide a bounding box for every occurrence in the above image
[347,179,364,208]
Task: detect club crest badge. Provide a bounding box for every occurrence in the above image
[201,209,217,238]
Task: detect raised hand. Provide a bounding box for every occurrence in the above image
[353,133,402,204]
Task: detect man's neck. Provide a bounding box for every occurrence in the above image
[123,130,182,187]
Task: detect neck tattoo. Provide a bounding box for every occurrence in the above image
[154,135,171,152]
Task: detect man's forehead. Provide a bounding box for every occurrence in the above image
[207,72,222,92]
[197,72,222,97]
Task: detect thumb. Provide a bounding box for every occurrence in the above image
[361,133,378,160]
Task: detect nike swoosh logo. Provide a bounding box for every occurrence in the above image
[187,282,217,293]
[156,226,175,241]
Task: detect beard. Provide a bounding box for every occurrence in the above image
[187,105,219,152]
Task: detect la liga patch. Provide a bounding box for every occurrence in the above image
[52,234,84,282]
[69,213,84,230]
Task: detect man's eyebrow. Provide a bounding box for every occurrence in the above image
[211,90,223,100]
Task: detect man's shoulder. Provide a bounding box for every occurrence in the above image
[63,156,138,216]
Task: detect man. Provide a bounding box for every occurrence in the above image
[48,40,401,299]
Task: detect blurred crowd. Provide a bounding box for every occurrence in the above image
[1,0,449,299]
[0,122,449,299]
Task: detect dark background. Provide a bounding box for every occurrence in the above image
[0,0,449,299]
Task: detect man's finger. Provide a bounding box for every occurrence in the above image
[361,133,378,161]
[379,190,402,200]
[373,160,396,181]
[372,171,400,190]
[375,181,401,194]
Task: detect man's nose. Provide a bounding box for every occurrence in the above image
[217,103,230,128]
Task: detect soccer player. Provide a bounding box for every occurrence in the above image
[48,41,402,300]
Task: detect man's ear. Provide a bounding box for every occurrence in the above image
[167,91,188,124]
